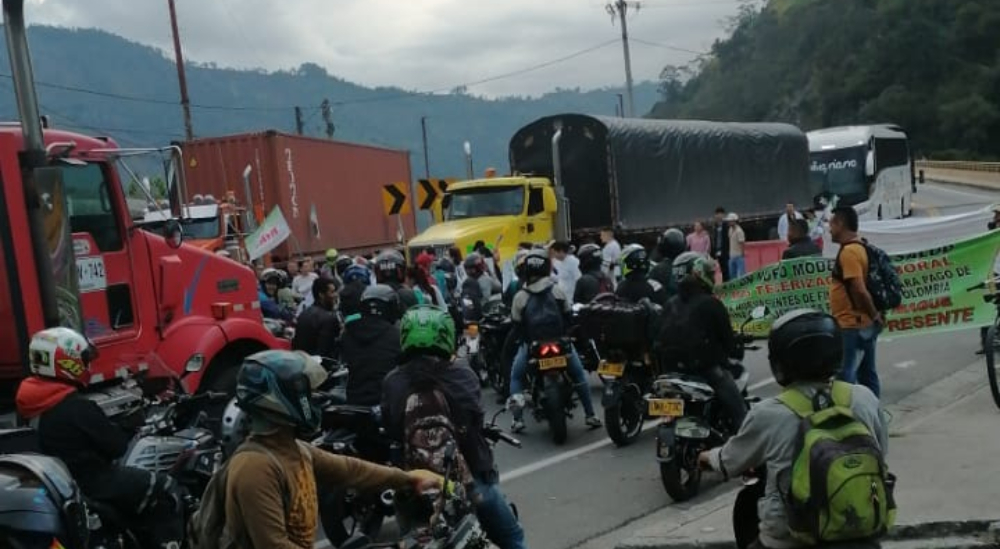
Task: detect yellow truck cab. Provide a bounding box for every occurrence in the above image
[407,175,559,263]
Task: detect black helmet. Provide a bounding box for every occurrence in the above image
[361,284,401,323]
[0,453,90,549]
[236,350,327,433]
[335,255,355,277]
[768,309,843,386]
[374,250,406,285]
[523,249,550,281]
[513,249,530,280]
[671,251,716,290]
[620,244,649,278]
[657,228,686,258]
[578,243,602,272]
[436,257,455,274]
[463,252,486,278]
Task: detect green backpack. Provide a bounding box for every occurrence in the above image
[777,381,897,545]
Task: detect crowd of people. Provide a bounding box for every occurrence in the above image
[8,201,894,549]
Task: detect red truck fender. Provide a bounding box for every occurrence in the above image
[158,316,287,394]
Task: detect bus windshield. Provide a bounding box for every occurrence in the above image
[809,147,868,199]
[446,186,525,220]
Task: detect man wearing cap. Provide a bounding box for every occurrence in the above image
[727,212,746,279]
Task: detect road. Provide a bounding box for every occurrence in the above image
[483,181,1000,549]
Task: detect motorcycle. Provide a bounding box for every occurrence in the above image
[649,305,768,502]
[524,336,577,445]
[478,295,514,396]
[578,295,659,447]
[339,411,521,549]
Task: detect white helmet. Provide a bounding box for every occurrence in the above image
[28,327,96,385]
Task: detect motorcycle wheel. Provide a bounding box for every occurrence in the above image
[604,384,644,447]
[544,378,568,445]
[660,447,702,502]
[320,489,386,547]
[986,324,1000,411]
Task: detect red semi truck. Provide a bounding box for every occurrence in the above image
[180,131,418,259]
[0,0,283,403]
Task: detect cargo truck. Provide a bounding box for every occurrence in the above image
[180,132,417,259]
[408,113,817,262]
[0,0,283,404]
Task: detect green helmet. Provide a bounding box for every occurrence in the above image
[400,305,456,358]
[672,251,717,290]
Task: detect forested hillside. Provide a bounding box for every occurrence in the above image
[652,0,1000,159]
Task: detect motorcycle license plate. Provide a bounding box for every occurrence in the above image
[648,398,685,418]
[597,361,625,377]
[538,356,568,370]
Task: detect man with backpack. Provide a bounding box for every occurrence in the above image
[507,249,602,433]
[698,309,893,549]
[658,252,747,428]
[381,306,527,549]
[214,350,441,549]
[649,228,687,299]
[829,206,900,397]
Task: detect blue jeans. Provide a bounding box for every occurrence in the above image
[839,324,881,397]
[510,343,596,418]
[471,476,526,549]
[729,256,746,279]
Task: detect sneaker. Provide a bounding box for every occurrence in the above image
[585,416,603,429]
[506,393,526,413]
[511,420,526,434]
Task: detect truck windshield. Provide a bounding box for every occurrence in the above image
[142,216,220,240]
[446,186,524,220]
[809,146,868,199]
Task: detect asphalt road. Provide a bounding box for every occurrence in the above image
[484,181,1000,549]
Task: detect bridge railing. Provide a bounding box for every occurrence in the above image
[915,160,1000,173]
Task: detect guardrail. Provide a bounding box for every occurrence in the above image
[915,161,1000,173]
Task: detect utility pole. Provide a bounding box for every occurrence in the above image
[607,0,637,118]
[420,116,431,179]
[167,0,194,140]
[294,106,304,135]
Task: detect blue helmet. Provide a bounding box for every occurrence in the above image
[342,264,372,286]
[235,350,327,433]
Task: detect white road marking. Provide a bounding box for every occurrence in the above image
[894,360,917,369]
[749,377,776,391]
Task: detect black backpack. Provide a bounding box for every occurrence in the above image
[460,278,485,321]
[833,241,903,313]
[656,295,710,371]
[523,286,566,340]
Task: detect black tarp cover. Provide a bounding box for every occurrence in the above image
[509,114,814,232]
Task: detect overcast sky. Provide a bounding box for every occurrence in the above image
[26,0,744,97]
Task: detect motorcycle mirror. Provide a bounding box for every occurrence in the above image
[750,305,769,320]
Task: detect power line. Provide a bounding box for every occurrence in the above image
[630,37,707,56]
[640,0,746,8]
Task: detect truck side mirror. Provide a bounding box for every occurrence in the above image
[865,150,875,177]
[441,194,452,209]
[542,187,558,214]
[163,219,184,249]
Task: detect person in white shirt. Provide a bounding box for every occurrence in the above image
[776,202,804,242]
[549,241,581,299]
[600,228,622,284]
[292,256,320,308]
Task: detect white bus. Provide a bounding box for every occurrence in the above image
[807,125,915,220]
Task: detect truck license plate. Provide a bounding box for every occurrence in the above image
[648,398,685,418]
[597,361,625,377]
[77,256,107,293]
[538,356,568,371]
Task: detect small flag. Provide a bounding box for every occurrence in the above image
[309,203,321,239]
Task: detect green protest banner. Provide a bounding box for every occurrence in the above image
[719,231,1000,338]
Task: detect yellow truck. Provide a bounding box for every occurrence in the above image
[408,113,817,262]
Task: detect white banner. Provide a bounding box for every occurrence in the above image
[246,206,291,260]
[823,204,997,257]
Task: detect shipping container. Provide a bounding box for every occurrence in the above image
[180,131,416,259]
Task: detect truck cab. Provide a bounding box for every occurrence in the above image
[0,126,283,399]
[407,175,558,263]
[139,194,251,263]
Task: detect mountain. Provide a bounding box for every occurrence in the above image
[650,0,1000,160]
[0,25,659,179]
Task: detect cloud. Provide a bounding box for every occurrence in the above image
[23,0,741,97]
